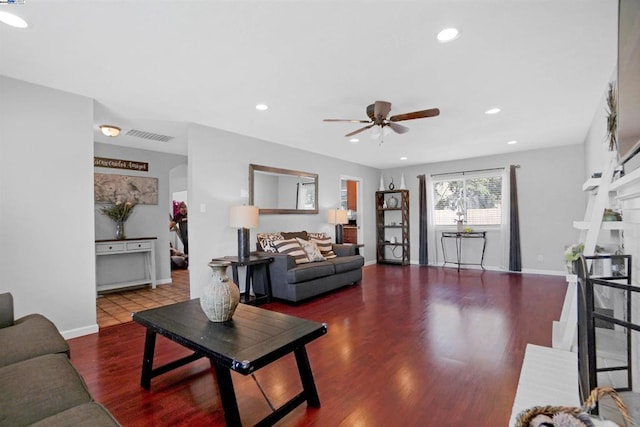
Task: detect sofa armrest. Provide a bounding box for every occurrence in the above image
[0,292,14,329]
[333,244,356,257]
[251,252,295,294]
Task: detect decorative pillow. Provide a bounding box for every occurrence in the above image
[282,231,309,241]
[296,238,325,262]
[273,238,310,264]
[257,232,284,253]
[307,232,327,240]
[311,237,337,259]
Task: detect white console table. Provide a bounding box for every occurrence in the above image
[95,237,157,293]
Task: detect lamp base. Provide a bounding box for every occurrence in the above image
[238,228,250,261]
[335,224,344,244]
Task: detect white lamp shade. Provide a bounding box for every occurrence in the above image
[229,205,259,228]
[326,209,348,225]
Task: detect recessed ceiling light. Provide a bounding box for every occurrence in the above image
[349,138,360,143]
[437,28,459,42]
[485,108,501,115]
[400,157,408,160]
[100,125,121,137]
[255,104,269,111]
[507,140,518,145]
[0,11,28,29]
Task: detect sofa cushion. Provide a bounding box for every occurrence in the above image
[282,231,308,240]
[0,292,14,328]
[286,261,335,283]
[0,354,93,426]
[257,232,284,253]
[296,238,325,262]
[327,255,365,274]
[274,238,310,264]
[0,313,70,368]
[311,237,337,259]
[30,402,120,427]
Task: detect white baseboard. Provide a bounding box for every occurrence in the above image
[157,277,173,285]
[61,323,99,339]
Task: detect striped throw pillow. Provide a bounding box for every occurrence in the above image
[257,232,284,253]
[274,238,310,264]
[311,237,337,259]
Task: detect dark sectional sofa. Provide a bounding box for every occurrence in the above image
[0,292,119,426]
[255,232,364,303]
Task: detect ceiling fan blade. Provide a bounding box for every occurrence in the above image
[324,119,371,123]
[390,108,440,122]
[388,121,410,134]
[345,124,375,137]
[374,101,392,118]
[366,104,375,120]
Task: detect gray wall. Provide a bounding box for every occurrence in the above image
[94,143,187,284]
[0,76,97,337]
[382,144,586,273]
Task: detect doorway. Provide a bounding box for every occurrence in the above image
[340,176,363,244]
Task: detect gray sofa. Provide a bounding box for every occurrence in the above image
[0,292,120,426]
[255,232,364,303]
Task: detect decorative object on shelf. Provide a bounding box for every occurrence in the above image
[200,261,240,322]
[602,208,622,221]
[229,205,259,261]
[99,200,135,240]
[388,177,395,190]
[456,220,464,232]
[463,226,473,233]
[327,209,349,243]
[387,195,399,208]
[606,81,617,151]
[399,173,406,190]
[515,386,631,427]
[379,175,385,191]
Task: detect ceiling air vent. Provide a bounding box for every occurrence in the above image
[125,129,174,142]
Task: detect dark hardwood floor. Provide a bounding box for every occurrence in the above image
[68,265,566,426]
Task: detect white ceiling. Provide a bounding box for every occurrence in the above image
[0,0,618,169]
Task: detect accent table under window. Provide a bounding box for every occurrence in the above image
[441,231,487,272]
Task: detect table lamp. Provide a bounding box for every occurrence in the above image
[229,205,259,261]
[327,209,348,244]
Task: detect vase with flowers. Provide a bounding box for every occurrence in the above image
[100,200,135,240]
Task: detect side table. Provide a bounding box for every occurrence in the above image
[211,254,274,305]
[441,231,487,272]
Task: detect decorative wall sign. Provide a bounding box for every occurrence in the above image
[94,157,149,172]
[94,173,158,205]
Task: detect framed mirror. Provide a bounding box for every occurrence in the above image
[249,164,318,214]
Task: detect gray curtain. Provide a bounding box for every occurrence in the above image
[509,165,522,271]
[418,174,428,265]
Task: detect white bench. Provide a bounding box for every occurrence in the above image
[509,344,581,426]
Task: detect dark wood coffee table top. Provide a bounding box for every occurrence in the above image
[133,299,327,375]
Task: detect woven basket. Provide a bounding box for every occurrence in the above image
[515,387,632,427]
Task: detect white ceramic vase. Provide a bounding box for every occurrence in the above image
[200,261,240,322]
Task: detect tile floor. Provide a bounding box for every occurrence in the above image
[96,268,190,328]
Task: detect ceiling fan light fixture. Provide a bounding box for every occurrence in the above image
[485,107,501,115]
[100,125,121,137]
[371,126,381,139]
[437,28,459,42]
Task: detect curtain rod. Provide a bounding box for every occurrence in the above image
[429,165,519,178]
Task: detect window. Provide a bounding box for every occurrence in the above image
[432,173,503,226]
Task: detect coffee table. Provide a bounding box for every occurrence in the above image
[132,299,327,426]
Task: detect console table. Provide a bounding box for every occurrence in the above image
[95,237,157,293]
[441,231,487,271]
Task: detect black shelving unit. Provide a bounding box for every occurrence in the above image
[376,190,409,265]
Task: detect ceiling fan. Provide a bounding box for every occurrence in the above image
[323,101,440,138]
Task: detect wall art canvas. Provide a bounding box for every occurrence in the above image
[94,173,158,205]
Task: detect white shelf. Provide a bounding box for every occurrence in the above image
[583,178,601,191]
[573,220,624,230]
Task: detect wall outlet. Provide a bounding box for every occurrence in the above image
[537,254,544,262]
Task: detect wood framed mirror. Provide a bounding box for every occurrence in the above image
[249,164,318,214]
